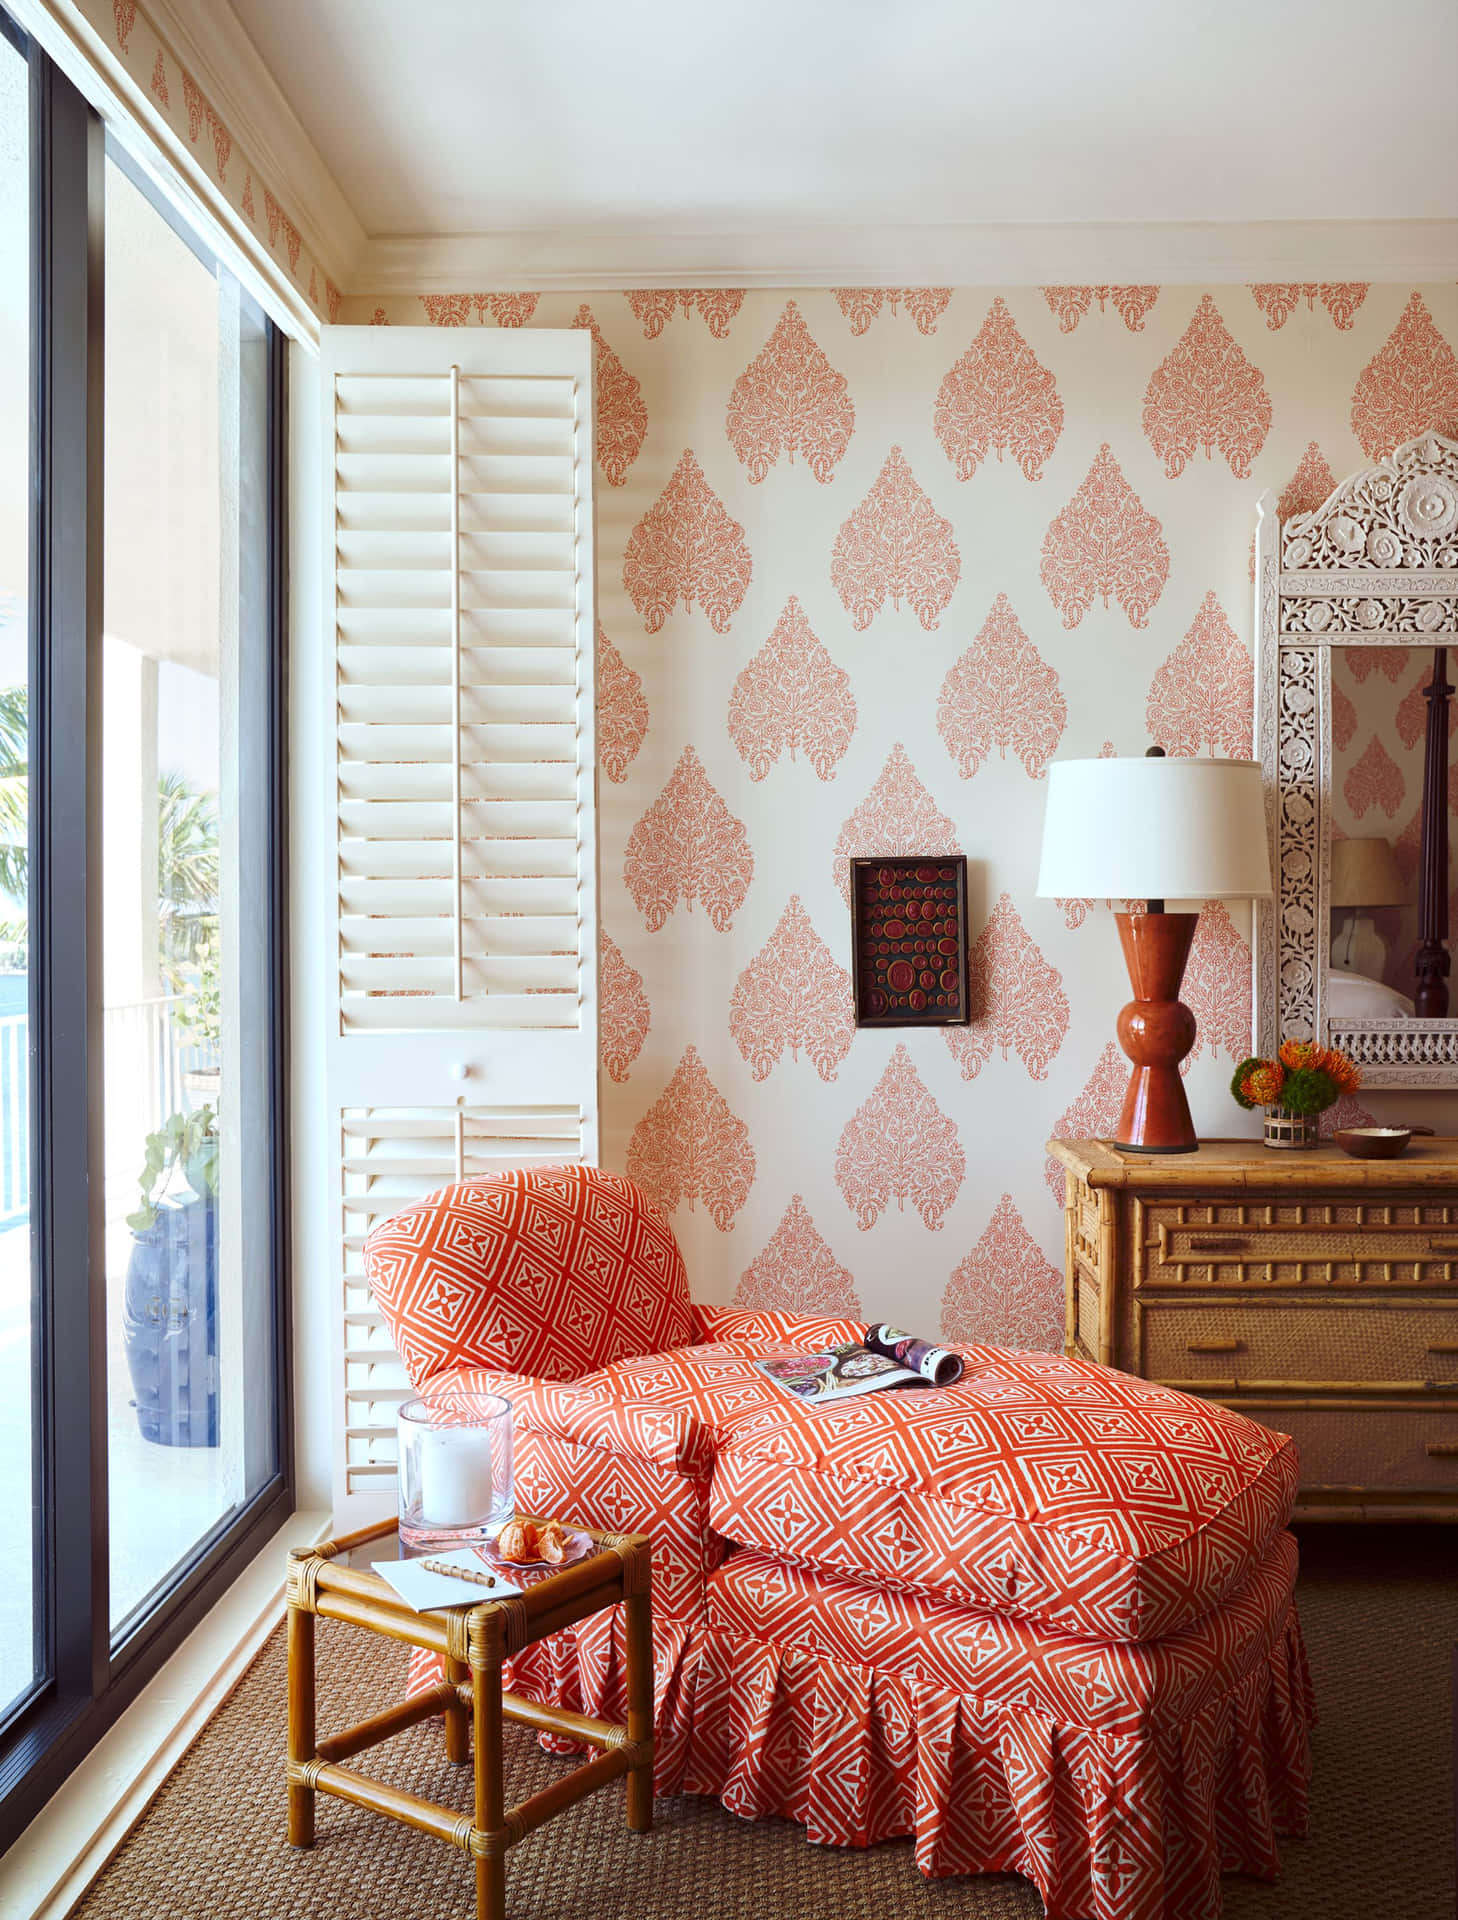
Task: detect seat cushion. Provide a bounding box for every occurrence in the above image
[707,1527,1301,1740]
[579,1341,1299,1643]
[365,1165,692,1383]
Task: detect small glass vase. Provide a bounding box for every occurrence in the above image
[397,1392,513,1555]
[1262,1105,1318,1150]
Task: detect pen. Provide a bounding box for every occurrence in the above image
[419,1558,501,1589]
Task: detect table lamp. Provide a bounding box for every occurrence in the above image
[1330,836,1407,980]
[1036,751,1273,1153]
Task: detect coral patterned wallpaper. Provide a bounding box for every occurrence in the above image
[343,282,1458,1347]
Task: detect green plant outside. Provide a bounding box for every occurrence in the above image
[127,1104,219,1234]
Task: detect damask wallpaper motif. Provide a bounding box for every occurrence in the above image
[344,282,1458,1347]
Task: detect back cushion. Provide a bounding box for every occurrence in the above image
[365,1166,692,1385]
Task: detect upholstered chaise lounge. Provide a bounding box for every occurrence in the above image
[365,1165,1314,1920]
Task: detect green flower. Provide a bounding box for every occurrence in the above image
[1279,1066,1339,1115]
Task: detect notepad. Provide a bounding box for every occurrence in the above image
[370,1547,526,1614]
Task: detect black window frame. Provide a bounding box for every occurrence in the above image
[0,11,292,1846]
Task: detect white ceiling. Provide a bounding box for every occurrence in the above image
[221,0,1458,281]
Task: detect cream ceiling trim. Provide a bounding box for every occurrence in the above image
[356,220,1458,295]
[8,0,353,342]
[146,0,365,283]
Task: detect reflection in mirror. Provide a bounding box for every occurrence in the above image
[1329,644,1456,1017]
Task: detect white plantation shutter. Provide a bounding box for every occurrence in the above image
[320,327,598,1523]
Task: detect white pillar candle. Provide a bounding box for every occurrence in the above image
[419,1423,497,1527]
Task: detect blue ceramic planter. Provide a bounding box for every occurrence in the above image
[122,1193,219,1447]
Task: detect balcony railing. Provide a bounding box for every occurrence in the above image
[0,994,211,1231]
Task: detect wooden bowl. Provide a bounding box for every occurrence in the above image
[1332,1126,1433,1160]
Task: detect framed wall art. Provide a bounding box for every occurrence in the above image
[850,856,969,1027]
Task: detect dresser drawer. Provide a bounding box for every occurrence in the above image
[1137,1198,1458,1289]
[1237,1404,1458,1492]
[1141,1302,1458,1390]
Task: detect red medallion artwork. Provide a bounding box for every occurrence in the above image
[623,746,754,932]
[326,279,343,324]
[419,293,540,328]
[1041,286,1159,333]
[725,301,855,484]
[1346,646,1410,685]
[113,1,137,50]
[1040,444,1170,630]
[727,595,857,781]
[941,1193,1063,1351]
[1145,591,1253,757]
[936,593,1067,780]
[833,288,952,335]
[597,626,648,783]
[1249,284,1370,331]
[1397,666,1458,749]
[1351,293,1458,458]
[830,446,961,631]
[572,305,647,487]
[933,297,1064,482]
[1343,736,1406,819]
[623,450,752,634]
[944,892,1069,1083]
[626,290,745,339]
[625,1047,755,1231]
[733,1196,861,1315]
[831,743,960,903]
[151,49,169,105]
[179,72,231,182]
[1182,901,1252,1065]
[729,895,855,1083]
[599,931,650,1084]
[1143,294,1272,479]
[1044,1042,1130,1202]
[1332,682,1358,753]
[834,1044,964,1231]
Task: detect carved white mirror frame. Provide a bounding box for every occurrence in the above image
[1255,430,1458,1087]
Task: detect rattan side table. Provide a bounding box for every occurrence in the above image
[285,1517,653,1920]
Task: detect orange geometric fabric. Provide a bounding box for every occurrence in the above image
[364,1166,692,1383]
[441,1534,1313,1919]
[576,1339,1298,1642]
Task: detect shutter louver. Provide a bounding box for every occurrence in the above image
[320,327,598,1524]
[334,365,590,1030]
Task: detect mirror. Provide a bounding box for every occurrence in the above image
[1327,645,1454,1015]
[1255,431,1458,1087]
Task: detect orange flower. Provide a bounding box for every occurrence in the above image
[1241,1062,1286,1106]
[1323,1047,1362,1095]
[1278,1039,1319,1072]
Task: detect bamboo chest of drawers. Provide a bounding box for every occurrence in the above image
[1046,1137,1458,1521]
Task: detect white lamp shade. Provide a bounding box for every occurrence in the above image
[1035,757,1273,901]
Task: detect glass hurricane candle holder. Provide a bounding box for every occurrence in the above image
[397,1392,513,1554]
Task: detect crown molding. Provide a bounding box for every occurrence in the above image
[144,0,366,285]
[355,219,1458,294]
[9,0,322,340]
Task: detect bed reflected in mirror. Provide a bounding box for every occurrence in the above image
[1328,644,1454,1021]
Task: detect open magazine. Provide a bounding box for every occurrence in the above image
[754,1325,964,1407]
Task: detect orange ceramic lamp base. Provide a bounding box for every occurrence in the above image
[1113,911,1199,1154]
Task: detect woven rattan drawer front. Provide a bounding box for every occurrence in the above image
[1241,1405,1458,1492]
[1138,1198,1458,1289]
[1142,1302,1458,1390]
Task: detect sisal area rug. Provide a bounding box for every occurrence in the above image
[73,1528,1455,1920]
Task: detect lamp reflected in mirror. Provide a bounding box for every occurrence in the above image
[1330,836,1408,982]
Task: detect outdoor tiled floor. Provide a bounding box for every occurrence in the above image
[0,1194,235,1714]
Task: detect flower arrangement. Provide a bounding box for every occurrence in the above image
[1230,1040,1362,1117]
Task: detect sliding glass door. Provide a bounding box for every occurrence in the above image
[0,8,289,1844]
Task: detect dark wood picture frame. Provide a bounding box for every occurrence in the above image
[850,855,969,1028]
